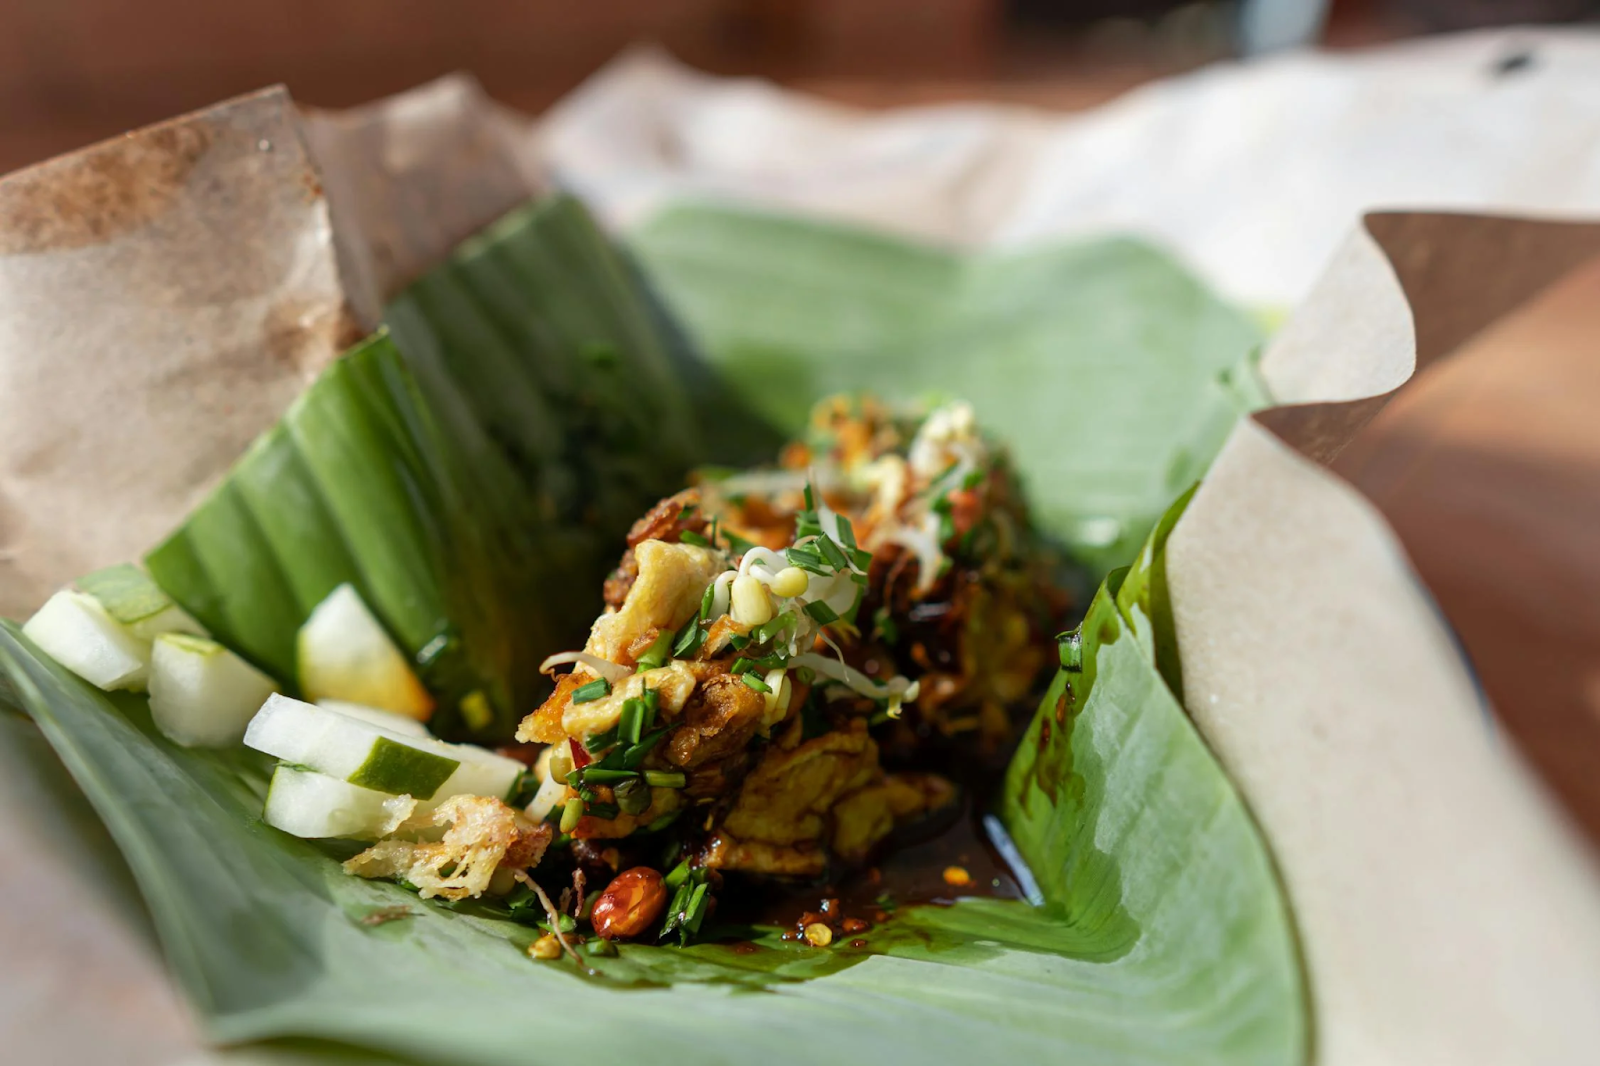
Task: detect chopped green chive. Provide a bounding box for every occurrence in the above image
[537,913,578,934]
[621,727,668,769]
[742,673,772,694]
[684,883,710,933]
[729,658,754,675]
[803,600,839,625]
[634,630,674,671]
[816,536,850,571]
[619,698,645,744]
[614,777,651,815]
[673,619,706,657]
[644,770,687,789]
[559,797,583,833]
[586,801,620,821]
[727,634,751,650]
[751,611,795,645]
[664,860,691,890]
[576,767,637,785]
[723,529,756,553]
[784,544,832,575]
[699,583,716,617]
[679,530,709,547]
[572,678,610,703]
[585,726,619,754]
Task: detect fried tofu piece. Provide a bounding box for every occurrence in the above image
[831,772,956,862]
[516,660,698,745]
[700,832,827,879]
[665,672,766,770]
[585,539,725,664]
[719,721,878,849]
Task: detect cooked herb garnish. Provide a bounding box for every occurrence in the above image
[575,767,637,785]
[614,777,652,815]
[634,630,674,671]
[742,673,772,694]
[803,600,839,625]
[572,678,610,703]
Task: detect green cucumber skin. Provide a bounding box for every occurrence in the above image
[347,735,459,799]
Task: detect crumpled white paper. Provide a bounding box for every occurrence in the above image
[542,28,1600,308]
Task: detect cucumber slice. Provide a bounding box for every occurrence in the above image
[244,694,520,801]
[78,563,207,641]
[263,764,417,840]
[317,699,431,738]
[298,584,434,721]
[22,590,150,691]
[148,633,279,748]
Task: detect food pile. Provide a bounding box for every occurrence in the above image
[22,396,1069,953]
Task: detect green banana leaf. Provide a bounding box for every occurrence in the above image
[629,205,1269,577]
[146,197,722,738]
[1,195,1303,1063]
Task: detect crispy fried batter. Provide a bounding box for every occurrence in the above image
[603,490,709,608]
[586,540,725,664]
[562,661,697,739]
[517,671,585,744]
[343,796,552,901]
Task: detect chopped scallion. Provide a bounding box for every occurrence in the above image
[803,600,839,625]
[673,620,706,657]
[571,678,610,703]
[585,726,619,754]
[742,673,772,694]
[619,698,645,744]
[644,770,687,789]
[634,630,674,671]
[678,530,708,547]
[621,727,668,769]
[576,767,637,785]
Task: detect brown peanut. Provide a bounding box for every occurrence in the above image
[590,866,667,940]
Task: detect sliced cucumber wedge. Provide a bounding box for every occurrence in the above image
[244,694,520,802]
[316,699,431,738]
[298,584,434,721]
[264,764,417,840]
[22,590,151,691]
[78,563,208,641]
[147,633,279,748]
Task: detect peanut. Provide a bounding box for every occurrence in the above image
[590,866,668,940]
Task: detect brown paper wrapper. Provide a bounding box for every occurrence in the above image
[1169,213,1600,1064]
[0,77,536,620]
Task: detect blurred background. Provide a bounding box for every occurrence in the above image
[3,0,1599,174]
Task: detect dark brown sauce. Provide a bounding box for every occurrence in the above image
[712,784,1026,940]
